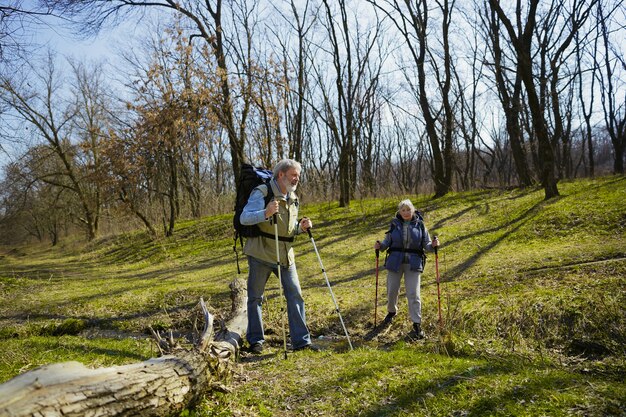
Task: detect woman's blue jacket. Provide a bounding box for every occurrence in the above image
[379,213,433,273]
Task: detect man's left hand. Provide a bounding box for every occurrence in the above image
[300,217,312,232]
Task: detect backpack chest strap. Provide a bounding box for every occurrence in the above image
[258,231,295,242]
[387,247,423,254]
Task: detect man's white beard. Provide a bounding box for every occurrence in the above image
[279,175,298,194]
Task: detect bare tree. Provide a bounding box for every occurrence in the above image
[314,0,384,207]
[45,0,260,182]
[124,34,203,235]
[358,78,385,196]
[0,53,107,240]
[575,28,596,177]
[370,0,456,198]
[596,0,625,174]
[531,0,596,180]
[269,0,318,164]
[0,2,67,160]
[0,154,71,245]
[452,4,490,190]
[489,0,559,198]
[239,1,288,168]
[0,1,60,62]
[492,0,599,197]
[481,1,534,187]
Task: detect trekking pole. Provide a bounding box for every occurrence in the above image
[273,210,288,359]
[374,242,380,328]
[306,228,354,350]
[434,236,443,329]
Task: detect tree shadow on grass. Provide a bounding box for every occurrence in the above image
[16,336,150,363]
[438,198,549,282]
[338,361,576,417]
[288,352,607,417]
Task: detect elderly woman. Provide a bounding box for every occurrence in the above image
[374,199,439,338]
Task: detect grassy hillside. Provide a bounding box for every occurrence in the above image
[1,176,625,416]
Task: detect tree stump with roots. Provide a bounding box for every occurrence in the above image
[0,279,247,417]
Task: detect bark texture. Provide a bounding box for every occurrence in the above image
[0,279,247,417]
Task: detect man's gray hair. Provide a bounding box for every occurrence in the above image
[397,199,416,213]
[273,159,301,178]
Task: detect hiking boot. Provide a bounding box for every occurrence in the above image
[249,342,264,354]
[383,312,397,324]
[293,343,321,352]
[413,323,425,339]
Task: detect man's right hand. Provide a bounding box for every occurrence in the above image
[265,199,279,219]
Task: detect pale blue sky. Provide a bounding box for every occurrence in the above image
[33,15,129,64]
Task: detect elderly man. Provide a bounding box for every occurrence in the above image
[240,159,316,353]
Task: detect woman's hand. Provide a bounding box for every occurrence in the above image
[374,241,381,250]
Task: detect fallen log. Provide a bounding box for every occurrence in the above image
[0,279,247,417]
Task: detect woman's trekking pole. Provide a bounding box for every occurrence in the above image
[374,242,380,327]
[273,211,288,359]
[434,236,443,329]
[306,228,354,350]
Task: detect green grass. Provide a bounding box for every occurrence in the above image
[200,346,624,417]
[0,335,155,381]
[1,175,625,416]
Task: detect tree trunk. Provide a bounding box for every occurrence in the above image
[394,0,451,198]
[485,4,533,187]
[488,0,559,200]
[0,280,247,417]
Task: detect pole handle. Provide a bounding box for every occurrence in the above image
[433,235,438,256]
[375,240,380,258]
[272,197,284,224]
[306,227,313,238]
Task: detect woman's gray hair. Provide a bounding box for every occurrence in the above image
[273,159,301,178]
[397,199,416,213]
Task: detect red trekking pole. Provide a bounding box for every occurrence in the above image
[374,242,380,327]
[434,237,443,329]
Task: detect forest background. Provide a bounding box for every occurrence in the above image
[0,0,624,246]
[0,2,625,415]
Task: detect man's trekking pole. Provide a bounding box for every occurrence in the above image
[273,209,288,359]
[434,236,443,329]
[374,242,380,328]
[306,228,354,350]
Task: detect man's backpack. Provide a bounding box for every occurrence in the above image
[232,163,274,273]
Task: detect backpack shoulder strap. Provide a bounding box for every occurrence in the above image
[386,218,399,234]
[257,182,274,205]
